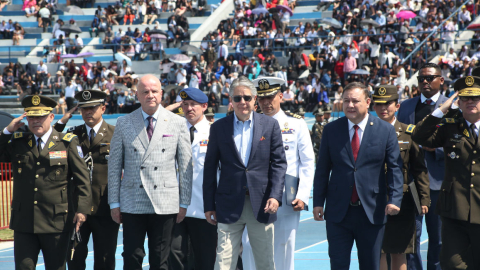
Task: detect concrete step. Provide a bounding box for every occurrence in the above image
[0,39,38,46]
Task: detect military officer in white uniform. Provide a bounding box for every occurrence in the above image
[242,77,315,270]
[169,87,218,270]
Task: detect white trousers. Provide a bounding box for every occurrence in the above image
[215,196,275,270]
[242,192,301,270]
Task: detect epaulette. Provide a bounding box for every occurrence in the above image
[13,132,24,139]
[285,111,302,119]
[62,133,77,142]
[405,124,415,134]
[442,118,457,124]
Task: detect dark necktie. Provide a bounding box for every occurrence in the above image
[471,123,478,144]
[147,116,154,141]
[351,125,360,203]
[89,128,95,146]
[190,126,196,144]
[425,99,432,105]
[37,138,42,154]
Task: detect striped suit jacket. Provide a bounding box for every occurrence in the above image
[108,106,193,214]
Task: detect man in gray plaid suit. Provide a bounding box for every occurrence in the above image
[108,74,193,270]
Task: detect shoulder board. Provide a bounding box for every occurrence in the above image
[62,133,77,142]
[285,111,302,119]
[405,124,415,134]
[13,132,24,139]
[442,118,457,124]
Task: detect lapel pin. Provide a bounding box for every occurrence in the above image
[260,136,265,141]
[99,133,104,136]
[370,122,373,126]
[53,136,58,139]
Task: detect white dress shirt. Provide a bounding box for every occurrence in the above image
[347,114,369,144]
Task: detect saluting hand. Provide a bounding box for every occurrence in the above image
[60,105,78,124]
[73,213,87,232]
[438,91,458,115]
[6,112,27,133]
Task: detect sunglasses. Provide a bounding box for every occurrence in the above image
[417,75,441,83]
[459,96,480,102]
[233,95,253,102]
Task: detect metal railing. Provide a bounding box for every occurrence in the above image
[0,162,12,233]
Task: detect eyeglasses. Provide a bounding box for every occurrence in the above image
[459,96,480,102]
[233,95,253,102]
[417,75,441,83]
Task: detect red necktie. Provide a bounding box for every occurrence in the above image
[351,125,360,203]
[425,99,432,105]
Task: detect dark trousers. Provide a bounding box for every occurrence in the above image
[440,216,480,270]
[66,97,76,111]
[67,215,120,270]
[407,190,442,270]
[14,231,70,270]
[122,213,176,270]
[326,205,385,270]
[169,217,217,270]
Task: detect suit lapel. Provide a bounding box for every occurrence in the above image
[356,115,374,163]
[91,121,108,149]
[30,134,39,158]
[435,95,448,110]
[144,107,169,162]
[340,117,355,164]
[408,97,420,124]
[247,112,262,166]
[131,108,149,151]
[462,119,476,146]
[80,125,90,149]
[224,114,244,165]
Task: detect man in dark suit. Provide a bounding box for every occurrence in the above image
[397,63,447,270]
[203,76,287,270]
[313,82,404,270]
[54,90,120,270]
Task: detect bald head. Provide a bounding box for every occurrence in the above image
[137,74,163,115]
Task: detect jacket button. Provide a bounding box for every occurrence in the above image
[472,173,475,176]
[246,169,248,172]
[471,184,474,188]
[35,175,39,178]
[65,210,68,213]
[140,185,143,188]
[58,162,61,165]
[154,167,158,170]
[162,149,165,152]
[354,168,357,172]
[453,145,456,148]
[134,149,137,152]
[34,188,38,191]
[37,162,40,165]
[473,161,476,165]
[474,150,477,154]
[18,161,21,163]
[34,201,37,205]
[154,185,157,189]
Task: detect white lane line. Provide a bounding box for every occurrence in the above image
[300,217,314,222]
[0,248,14,253]
[421,239,429,245]
[295,240,328,253]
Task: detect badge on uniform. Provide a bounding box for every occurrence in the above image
[200,140,209,147]
[28,140,33,147]
[281,128,295,134]
[48,141,55,149]
[453,134,462,139]
[464,129,470,138]
[49,151,67,159]
[449,152,457,159]
[77,146,84,158]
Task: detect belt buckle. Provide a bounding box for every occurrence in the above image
[350,200,361,206]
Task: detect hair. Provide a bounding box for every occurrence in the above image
[419,63,441,75]
[343,82,369,100]
[229,76,257,97]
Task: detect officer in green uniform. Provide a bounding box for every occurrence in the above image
[0,95,91,270]
[372,85,430,270]
[412,76,480,269]
[54,90,120,270]
[311,109,325,161]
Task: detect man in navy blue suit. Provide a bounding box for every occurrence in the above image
[203,76,287,270]
[313,82,404,270]
[397,63,447,270]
